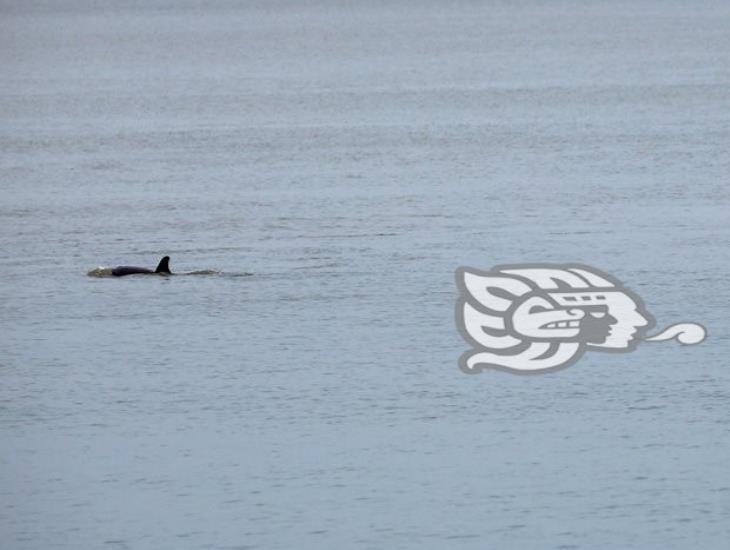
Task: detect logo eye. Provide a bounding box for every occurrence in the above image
[529,305,551,314]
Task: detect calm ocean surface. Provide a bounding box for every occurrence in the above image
[2,1,729,548]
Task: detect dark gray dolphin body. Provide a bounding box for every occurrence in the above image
[112,256,171,277]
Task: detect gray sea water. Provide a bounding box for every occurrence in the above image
[2,1,729,548]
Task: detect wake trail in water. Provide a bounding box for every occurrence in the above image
[180,270,253,278]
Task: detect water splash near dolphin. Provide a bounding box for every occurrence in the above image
[645,323,706,345]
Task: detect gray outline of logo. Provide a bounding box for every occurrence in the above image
[455,263,706,375]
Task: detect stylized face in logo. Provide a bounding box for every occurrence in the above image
[456,263,705,374]
[511,291,648,348]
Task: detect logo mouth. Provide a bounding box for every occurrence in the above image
[541,320,580,329]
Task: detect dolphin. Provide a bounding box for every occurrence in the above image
[112,256,171,277]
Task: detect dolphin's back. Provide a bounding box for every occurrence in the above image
[111,266,154,276]
[110,256,171,277]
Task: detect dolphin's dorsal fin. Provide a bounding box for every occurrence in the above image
[155,256,171,274]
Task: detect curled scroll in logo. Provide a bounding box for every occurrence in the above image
[645,323,706,345]
[455,264,706,374]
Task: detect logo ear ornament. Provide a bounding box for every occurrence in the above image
[455,263,706,374]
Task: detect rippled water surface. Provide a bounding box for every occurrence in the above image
[2,1,729,548]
